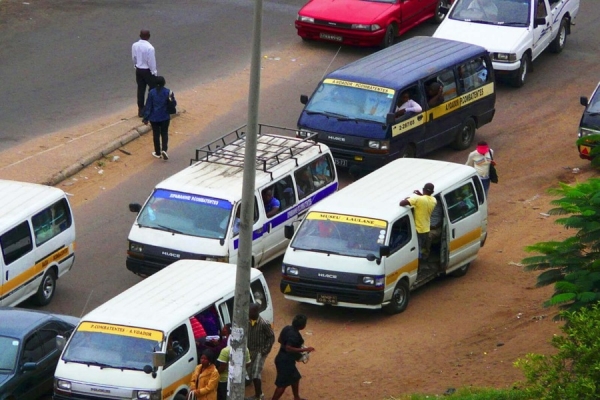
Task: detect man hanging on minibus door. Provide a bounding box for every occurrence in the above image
[399,183,437,260]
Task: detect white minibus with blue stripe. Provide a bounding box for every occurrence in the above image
[126,124,338,276]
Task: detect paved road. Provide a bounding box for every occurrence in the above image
[0,0,304,151]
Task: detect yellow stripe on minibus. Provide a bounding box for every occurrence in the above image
[0,244,74,297]
[429,83,494,119]
[162,373,193,400]
[391,113,426,136]
[307,212,387,228]
[386,258,419,286]
[78,322,164,341]
[323,78,395,95]
[449,228,482,252]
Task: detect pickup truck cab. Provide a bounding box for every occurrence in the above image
[433,0,579,87]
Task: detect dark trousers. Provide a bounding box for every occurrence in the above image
[150,120,170,154]
[217,381,227,400]
[136,68,156,109]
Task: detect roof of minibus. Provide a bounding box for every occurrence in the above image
[156,134,330,203]
[81,260,262,332]
[328,36,488,89]
[0,180,67,228]
[308,159,477,221]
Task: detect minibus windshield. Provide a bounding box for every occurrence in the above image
[449,0,530,26]
[137,189,233,239]
[291,212,387,258]
[305,81,395,124]
[62,323,163,371]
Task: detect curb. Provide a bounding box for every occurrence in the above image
[45,112,182,187]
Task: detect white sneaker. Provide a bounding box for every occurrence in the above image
[161,151,169,160]
[151,152,161,159]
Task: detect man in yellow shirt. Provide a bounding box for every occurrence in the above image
[399,183,437,260]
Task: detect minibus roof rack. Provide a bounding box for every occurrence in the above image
[190,124,321,179]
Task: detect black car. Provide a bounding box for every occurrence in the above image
[577,82,600,160]
[0,307,78,400]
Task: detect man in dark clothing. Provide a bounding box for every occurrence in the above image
[246,303,275,400]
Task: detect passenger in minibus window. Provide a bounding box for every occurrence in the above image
[395,90,422,118]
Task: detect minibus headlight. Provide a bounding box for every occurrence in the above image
[129,242,143,253]
[136,390,161,400]
[297,15,314,23]
[363,276,375,285]
[493,52,517,62]
[362,276,385,287]
[297,129,317,139]
[283,264,299,276]
[55,379,72,392]
[368,140,389,150]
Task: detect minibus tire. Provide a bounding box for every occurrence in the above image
[34,269,56,306]
[451,263,470,277]
[174,393,186,400]
[400,144,416,158]
[452,118,476,150]
[383,279,410,315]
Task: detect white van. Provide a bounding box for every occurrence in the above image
[0,180,76,307]
[127,124,338,277]
[54,259,273,400]
[280,159,487,314]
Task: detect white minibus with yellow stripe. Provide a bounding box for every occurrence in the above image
[0,180,76,307]
[297,36,495,177]
[54,259,273,400]
[280,159,487,314]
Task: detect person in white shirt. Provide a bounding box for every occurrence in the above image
[132,29,157,117]
[395,90,423,119]
[465,140,496,196]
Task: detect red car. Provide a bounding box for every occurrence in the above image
[296,0,449,48]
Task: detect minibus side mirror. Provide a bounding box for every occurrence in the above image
[129,203,142,213]
[386,113,395,126]
[56,335,67,351]
[379,245,390,258]
[284,225,295,240]
[580,96,589,107]
[300,94,308,105]
[153,351,166,368]
[533,17,546,27]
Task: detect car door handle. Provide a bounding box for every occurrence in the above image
[452,228,456,239]
[189,357,194,363]
[410,246,416,251]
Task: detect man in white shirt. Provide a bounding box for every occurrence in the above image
[132,29,157,117]
[395,90,422,119]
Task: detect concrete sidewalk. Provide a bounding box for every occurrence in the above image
[0,113,166,185]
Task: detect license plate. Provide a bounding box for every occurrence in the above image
[317,293,338,305]
[320,33,342,42]
[334,158,348,167]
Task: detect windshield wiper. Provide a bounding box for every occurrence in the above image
[499,21,528,26]
[157,224,184,234]
[299,247,343,256]
[463,19,497,24]
[323,111,350,119]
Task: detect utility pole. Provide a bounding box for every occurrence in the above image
[228,0,263,397]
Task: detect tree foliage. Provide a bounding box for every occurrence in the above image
[515,304,600,399]
[522,178,600,311]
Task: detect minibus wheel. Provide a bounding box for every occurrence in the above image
[452,118,475,150]
[174,393,186,400]
[451,263,470,277]
[400,144,416,158]
[34,269,56,306]
[384,279,410,315]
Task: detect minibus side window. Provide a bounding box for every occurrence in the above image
[250,279,268,313]
[388,216,412,253]
[264,176,297,216]
[458,57,491,93]
[445,183,479,223]
[426,69,458,107]
[164,324,190,368]
[394,85,425,121]
[1,222,33,265]
[309,155,334,189]
[32,199,72,246]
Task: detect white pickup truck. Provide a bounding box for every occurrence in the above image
[433,0,579,87]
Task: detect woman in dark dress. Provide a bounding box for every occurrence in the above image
[271,314,315,400]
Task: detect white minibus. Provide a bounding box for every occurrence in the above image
[0,180,76,306]
[281,159,487,314]
[54,259,273,400]
[127,124,338,276]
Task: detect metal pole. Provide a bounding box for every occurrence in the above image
[229,0,263,397]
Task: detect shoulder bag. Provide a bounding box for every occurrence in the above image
[167,90,177,115]
[489,150,498,184]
